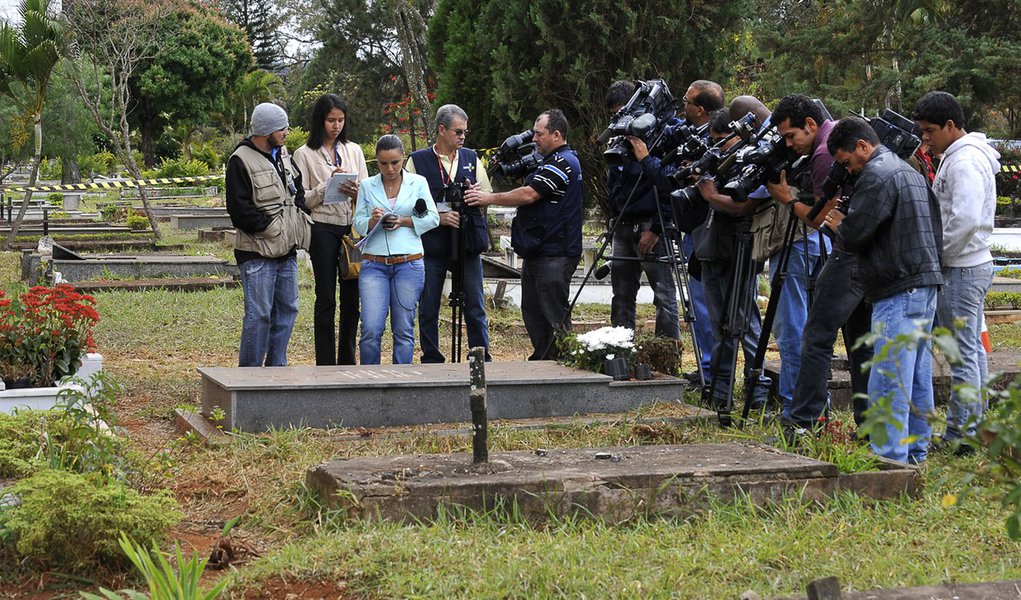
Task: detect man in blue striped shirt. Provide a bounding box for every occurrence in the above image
[466,109,584,360]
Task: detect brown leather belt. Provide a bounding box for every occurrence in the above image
[362,253,423,265]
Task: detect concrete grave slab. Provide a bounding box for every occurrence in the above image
[198,362,686,432]
[170,214,233,230]
[306,442,919,523]
[22,252,238,284]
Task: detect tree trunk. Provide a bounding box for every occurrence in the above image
[61,157,81,184]
[390,0,434,136]
[2,114,42,251]
[123,139,162,241]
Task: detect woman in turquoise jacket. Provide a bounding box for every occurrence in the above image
[353,134,440,364]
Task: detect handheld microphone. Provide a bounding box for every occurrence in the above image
[413,198,428,218]
[594,262,611,280]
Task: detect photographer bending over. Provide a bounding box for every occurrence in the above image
[765,94,869,431]
[827,117,943,465]
[407,104,494,363]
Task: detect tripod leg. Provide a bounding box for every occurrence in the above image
[739,210,800,427]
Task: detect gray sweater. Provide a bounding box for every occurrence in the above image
[932,132,1000,268]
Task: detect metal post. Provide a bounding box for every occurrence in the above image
[468,346,488,464]
[43,208,48,236]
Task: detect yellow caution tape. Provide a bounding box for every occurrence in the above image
[1,174,223,194]
[1002,164,1021,174]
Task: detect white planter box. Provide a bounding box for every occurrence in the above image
[0,353,103,414]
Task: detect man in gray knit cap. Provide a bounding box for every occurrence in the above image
[226,102,312,367]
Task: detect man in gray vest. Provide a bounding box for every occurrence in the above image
[226,102,311,367]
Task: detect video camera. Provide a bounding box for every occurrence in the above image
[806,108,922,223]
[720,128,807,203]
[597,79,676,165]
[664,112,763,209]
[441,180,471,210]
[492,129,542,180]
[870,108,922,160]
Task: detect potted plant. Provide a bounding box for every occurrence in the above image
[0,285,100,388]
[559,326,636,377]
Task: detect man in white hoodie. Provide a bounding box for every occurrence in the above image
[913,91,1001,450]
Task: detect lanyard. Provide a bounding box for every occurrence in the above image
[322,144,342,168]
[435,147,455,185]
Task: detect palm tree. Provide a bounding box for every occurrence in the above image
[0,0,65,250]
[216,69,283,134]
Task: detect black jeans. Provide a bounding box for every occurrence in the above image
[788,249,872,428]
[521,255,578,361]
[308,221,360,365]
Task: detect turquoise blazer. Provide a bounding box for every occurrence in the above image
[353,171,439,256]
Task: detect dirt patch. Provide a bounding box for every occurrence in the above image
[238,577,351,599]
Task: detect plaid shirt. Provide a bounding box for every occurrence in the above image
[837,145,943,301]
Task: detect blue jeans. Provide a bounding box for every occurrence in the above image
[521,256,577,360]
[788,250,872,428]
[700,258,771,409]
[358,258,426,365]
[769,235,825,418]
[419,252,490,363]
[683,234,713,380]
[937,261,994,441]
[868,286,937,464]
[238,256,299,367]
[610,223,680,338]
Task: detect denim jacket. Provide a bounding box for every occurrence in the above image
[353,171,440,256]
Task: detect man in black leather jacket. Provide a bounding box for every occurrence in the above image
[825,117,942,465]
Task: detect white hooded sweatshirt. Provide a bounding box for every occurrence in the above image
[932,132,1001,268]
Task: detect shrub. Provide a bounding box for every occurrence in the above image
[77,151,118,177]
[38,158,61,180]
[0,285,100,386]
[126,213,150,231]
[46,192,63,206]
[284,127,309,154]
[146,158,211,179]
[997,267,1021,280]
[189,140,222,171]
[633,333,682,376]
[985,291,1021,310]
[0,469,180,572]
[100,203,123,223]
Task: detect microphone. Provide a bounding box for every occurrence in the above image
[413,198,428,218]
[594,262,611,280]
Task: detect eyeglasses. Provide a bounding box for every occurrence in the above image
[445,127,468,137]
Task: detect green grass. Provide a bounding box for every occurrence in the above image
[4,230,1021,597]
[230,476,1014,598]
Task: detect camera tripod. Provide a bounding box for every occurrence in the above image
[553,170,707,389]
[447,201,470,363]
[731,202,823,427]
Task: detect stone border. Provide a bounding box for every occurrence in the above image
[305,442,921,524]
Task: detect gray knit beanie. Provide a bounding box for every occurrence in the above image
[251,103,289,136]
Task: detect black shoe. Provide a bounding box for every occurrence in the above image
[932,435,976,456]
[777,423,808,448]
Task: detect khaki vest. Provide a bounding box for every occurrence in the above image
[231,145,312,258]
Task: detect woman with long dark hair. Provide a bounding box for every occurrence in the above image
[292,94,369,365]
